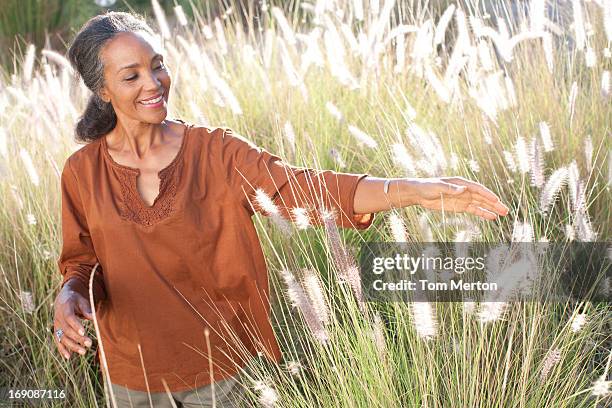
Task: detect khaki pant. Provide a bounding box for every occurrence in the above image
[105,365,252,408]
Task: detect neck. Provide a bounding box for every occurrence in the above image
[107,120,168,159]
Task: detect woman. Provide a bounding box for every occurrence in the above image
[52,11,509,408]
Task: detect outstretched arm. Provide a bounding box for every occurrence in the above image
[354,176,510,221]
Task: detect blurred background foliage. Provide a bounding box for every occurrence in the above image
[0,0,302,73]
[0,0,468,75]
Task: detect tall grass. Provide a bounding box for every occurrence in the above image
[0,0,610,406]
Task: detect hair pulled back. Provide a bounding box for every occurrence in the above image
[68,11,157,142]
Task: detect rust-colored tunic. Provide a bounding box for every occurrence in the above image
[56,120,375,392]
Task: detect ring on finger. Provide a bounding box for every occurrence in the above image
[55,328,64,343]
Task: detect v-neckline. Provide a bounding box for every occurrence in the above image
[101,121,192,212]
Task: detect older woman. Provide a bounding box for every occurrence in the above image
[52,11,509,408]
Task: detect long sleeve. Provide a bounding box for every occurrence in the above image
[56,157,107,305]
[218,127,375,229]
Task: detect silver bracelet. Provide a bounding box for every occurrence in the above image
[384,179,392,194]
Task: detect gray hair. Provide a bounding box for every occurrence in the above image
[68,11,157,142]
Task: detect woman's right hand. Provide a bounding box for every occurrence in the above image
[52,282,94,360]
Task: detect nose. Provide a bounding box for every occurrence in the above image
[143,68,163,92]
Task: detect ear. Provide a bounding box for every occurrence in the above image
[98,86,110,104]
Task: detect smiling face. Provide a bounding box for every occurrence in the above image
[98,31,171,125]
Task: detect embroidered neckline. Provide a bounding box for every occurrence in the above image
[100,119,193,226]
[100,120,192,177]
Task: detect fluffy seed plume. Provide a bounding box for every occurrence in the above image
[539,122,554,152]
[515,136,530,174]
[567,161,582,211]
[529,137,545,188]
[584,135,593,174]
[19,148,40,187]
[566,223,576,241]
[503,150,518,173]
[463,298,477,316]
[371,312,387,363]
[290,207,311,230]
[410,301,437,340]
[26,213,37,226]
[253,379,279,407]
[283,121,296,156]
[530,0,545,32]
[388,213,408,242]
[23,44,36,83]
[570,313,587,333]
[450,152,460,171]
[574,209,597,241]
[540,347,562,383]
[321,208,352,274]
[302,268,330,325]
[539,166,568,214]
[353,0,364,21]
[585,47,597,68]
[285,360,302,376]
[272,7,297,46]
[151,0,171,39]
[434,4,456,45]
[321,208,366,312]
[591,374,611,397]
[254,188,291,234]
[542,32,554,73]
[512,220,534,242]
[391,143,418,176]
[254,188,280,215]
[20,290,35,314]
[41,49,74,75]
[602,70,611,99]
[348,125,378,148]
[478,301,508,323]
[572,0,586,51]
[0,127,7,159]
[468,159,480,173]
[605,0,612,41]
[280,268,329,344]
[325,101,344,122]
[173,5,188,26]
[480,245,539,323]
[345,265,366,313]
[213,18,228,54]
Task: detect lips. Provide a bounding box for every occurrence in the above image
[139,93,163,104]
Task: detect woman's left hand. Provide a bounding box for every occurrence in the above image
[409,177,510,220]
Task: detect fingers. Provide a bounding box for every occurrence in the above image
[60,332,88,356]
[445,177,510,215]
[52,328,72,360]
[469,198,507,217]
[443,177,509,216]
[466,203,498,220]
[65,314,93,349]
[52,310,93,361]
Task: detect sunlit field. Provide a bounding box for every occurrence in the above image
[0,0,610,406]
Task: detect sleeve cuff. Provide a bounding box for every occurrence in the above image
[60,269,106,305]
[60,275,89,298]
[342,173,375,230]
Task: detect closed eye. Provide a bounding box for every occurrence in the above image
[124,64,165,81]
